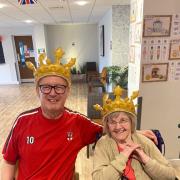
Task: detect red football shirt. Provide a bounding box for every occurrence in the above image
[2,107,102,179]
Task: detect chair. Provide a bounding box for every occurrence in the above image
[85,62,99,82]
[86,91,127,158]
[88,67,107,93]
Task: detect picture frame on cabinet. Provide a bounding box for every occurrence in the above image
[142,63,168,82]
[143,15,172,37]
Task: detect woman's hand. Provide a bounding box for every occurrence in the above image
[133,147,150,165]
[120,142,141,158]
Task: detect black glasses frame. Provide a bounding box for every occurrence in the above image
[39,84,67,94]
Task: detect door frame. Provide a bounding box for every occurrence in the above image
[12,35,35,83]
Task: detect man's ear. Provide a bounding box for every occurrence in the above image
[36,84,40,98]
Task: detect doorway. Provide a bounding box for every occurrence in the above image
[14,36,36,82]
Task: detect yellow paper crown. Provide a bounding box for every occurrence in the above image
[93,85,138,118]
[26,48,76,85]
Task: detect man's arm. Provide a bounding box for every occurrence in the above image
[137,130,158,145]
[0,159,16,180]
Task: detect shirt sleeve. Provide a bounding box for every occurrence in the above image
[139,134,176,179]
[77,114,103,145]
[2,119,20,164]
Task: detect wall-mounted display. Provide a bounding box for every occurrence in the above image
[169,39,180,60]
[142,38,169,62]
[142,63,168,82]
[143,15,172,37]
[100,25,105,57]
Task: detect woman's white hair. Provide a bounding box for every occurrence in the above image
[103,111,136,136]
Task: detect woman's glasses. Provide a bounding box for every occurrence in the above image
[39,84,67,94]
[108,118,129,126]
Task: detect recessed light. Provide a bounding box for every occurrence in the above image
[74,1,89,6]
[0,4,7,8]
[24,20,33,23]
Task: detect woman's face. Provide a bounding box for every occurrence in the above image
[107,112,132,144]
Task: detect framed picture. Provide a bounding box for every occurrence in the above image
[134,23,142,43]
[143,15,172,37]
[142,63,168,82]
[169,39,180,60]
[130,0,137,23]
[129,45,135,63]
[100,25,105,56]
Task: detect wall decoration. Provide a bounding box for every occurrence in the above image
[0,41,5,64]
[129,45,135,63]
[169,61,180,80]
[130,0,137,23]
[143,15,172,37]
[38,48,45,54]
[100,25,105,56]
[169,39,180,60]
[142,38,169,62]
[136,0,143,22]
[171,14,180,36]
[142,63,168,82]
[134,23,142,43]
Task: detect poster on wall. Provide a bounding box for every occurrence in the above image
[143,15,172,37]
[171,14,180,36]
[142,63,168,82]
[130,0,137,23]
[134,23,142,43]
[142,38,169,62]
[169,39,180,60]
[169,61,180,80]
[19,41,25,66]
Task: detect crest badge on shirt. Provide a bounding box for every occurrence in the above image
[67,131,73,141]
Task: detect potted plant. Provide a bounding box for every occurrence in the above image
[106,65,128,90]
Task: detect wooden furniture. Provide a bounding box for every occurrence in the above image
[87,67,107,93]
[85,62,98,82]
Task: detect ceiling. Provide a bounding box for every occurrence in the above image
[0,0,129,27]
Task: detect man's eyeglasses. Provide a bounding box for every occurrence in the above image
[39,84,67,94]
[108,118,129,126]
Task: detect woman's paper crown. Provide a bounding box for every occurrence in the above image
[93,85,138,118]
[26,48,76,85]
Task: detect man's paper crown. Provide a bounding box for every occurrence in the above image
[26,48,76,85]
[93,86,139,118]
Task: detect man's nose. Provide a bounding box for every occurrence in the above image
[49,87,57,95]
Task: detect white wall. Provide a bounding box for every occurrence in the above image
[140,0,180,158]
[33,24,47,62]
[0,26,33,84]
[98,8,112,72]
[112,5,130,66]
[45,24,98,72]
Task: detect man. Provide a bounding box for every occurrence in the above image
[1,48,157,179]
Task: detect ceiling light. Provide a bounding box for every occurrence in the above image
[0,4,7,8]
[74,1,89,6]
[24,20,33,23]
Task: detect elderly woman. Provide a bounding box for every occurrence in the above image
[92,86,176,180]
